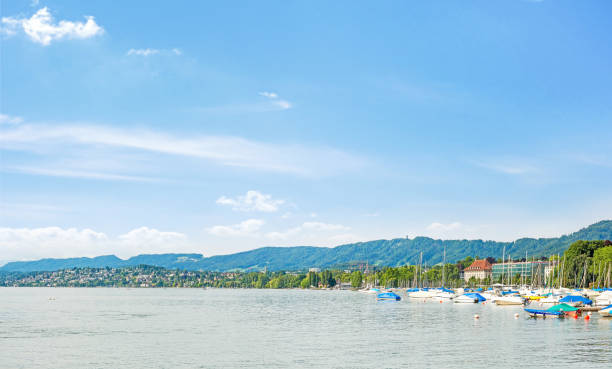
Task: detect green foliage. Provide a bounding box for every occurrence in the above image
[350,271,363,288]
[559,240,612,287]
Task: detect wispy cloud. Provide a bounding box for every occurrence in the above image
[206,219,265,237]
[0,114,23,125]
[473,158,538,175]
[258,92,278,99]
[1,7,103,46]
[427,222,462,232]
[0,123,366,179]
[126,48,182,57]
[258,91,292,110]
[199,92,293,113]
[8,166,159,182]
[216,190,284,212]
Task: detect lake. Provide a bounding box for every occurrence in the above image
[1,288,611,368]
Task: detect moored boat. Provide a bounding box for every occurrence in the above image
[598,304,612,317]
[377,292,401,301]
[453,293,487,304]
[524,308,564,318]
[559,295,592,307]
[494,295,524,305]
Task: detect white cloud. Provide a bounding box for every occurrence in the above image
[2,7,104,46]
[427,222,463,232]
[216,190,284,212]
[0,226,189,260]
[118,227,188,255]
[256,91,292,111]
[126,48,182,57]
[0,226,108,260]
[127,48,160,56]
[31,0,40,7]
[273,100,292,110]
[207,219,265,237]
[0,123,366,178]
[259,92,278,99]
[0,114,23,125]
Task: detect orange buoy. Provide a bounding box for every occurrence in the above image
[440,300,443,303]
[585,315,590,321]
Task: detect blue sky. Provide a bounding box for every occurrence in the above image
[1,0,611,262]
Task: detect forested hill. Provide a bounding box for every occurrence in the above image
[2,220,611,273]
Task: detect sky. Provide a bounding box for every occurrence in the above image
[1,0,611,263]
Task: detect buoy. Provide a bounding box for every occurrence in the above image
[585,315,590,321]
[439,300,443,303]
[514,313,519,318]
[482,302,485,305]
[474,314,480,319]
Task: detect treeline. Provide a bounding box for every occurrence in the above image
[548,240,612,288]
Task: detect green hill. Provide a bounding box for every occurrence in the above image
[2,220,611,272]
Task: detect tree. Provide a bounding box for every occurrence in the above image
[350,271,363,288]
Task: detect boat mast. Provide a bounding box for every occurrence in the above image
[442,246,446,287]
[502,244,506,287]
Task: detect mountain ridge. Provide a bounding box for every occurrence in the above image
[2,220,611,273]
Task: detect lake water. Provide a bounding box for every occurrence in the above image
[1,288,611,368]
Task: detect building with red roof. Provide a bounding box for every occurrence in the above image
[463,259,493,282]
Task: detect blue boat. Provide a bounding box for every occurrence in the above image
[524,308,564,318]
[377,292,401,301]
[464,292,486,302]
[559,295,592,306]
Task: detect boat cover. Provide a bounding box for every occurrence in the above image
[546,303,579,312]
[377,292,401,301]
[464,293,486,302]
[524,308,564,317]
[559,295,592,305]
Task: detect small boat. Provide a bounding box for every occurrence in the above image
[377,292,401,301]
[598,304,612,317]
[539,295,560,305]
[360,288,381,294]
[559,295,592,307]
[524,303,579,318]
[454,294,478,303]
[524,308,564,318]
[431,287,456,300]
[406,288,435,299]
[595,291,612,306]
[494,295,524,305]
[546,303,580,318]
